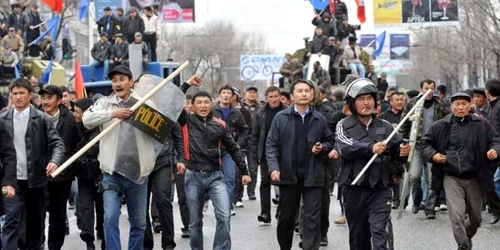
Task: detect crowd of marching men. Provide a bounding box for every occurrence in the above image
[0,60,499,250]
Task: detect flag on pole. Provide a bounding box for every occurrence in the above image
[329,0,335,17]
[41,0,63,14]
[41,60,54,85]
[309,0,329,11]
[74,58,85,98]
[373,31,386,58]
[31,15,60,45]
[355,0,366,23]
[14,66,20,78]
[79,0,89,21]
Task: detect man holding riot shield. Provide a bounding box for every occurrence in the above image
[82,65,157,250]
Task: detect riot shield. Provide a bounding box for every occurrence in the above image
[113,74,186,184]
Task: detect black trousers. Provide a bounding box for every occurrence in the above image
[277,184,321,250]
[143,33,157,62]
[234,162,244,203]
[77,178,104,244]
[0,66,15,78]
[320,166,332,237]
[235,151,257,201]
[485,190,500,214]
[259,160,272,216]
[174,171,190,230]
[2,181,45,250]
[144,165,175,249]
[47,180,72,250]
[343,185,392,250]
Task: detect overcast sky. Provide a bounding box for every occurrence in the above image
[193,0,368,55]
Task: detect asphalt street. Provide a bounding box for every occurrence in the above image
[60,183,500,250]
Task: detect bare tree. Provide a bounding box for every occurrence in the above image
[158,20,273,94]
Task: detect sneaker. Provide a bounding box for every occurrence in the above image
[272,198,279,205]
[248,195,257,200]
[334,215,346,224]
[392,201,400,210]
[294,227,300,235]
[434,206,440,212]
[425,212,436,219]
[439,204,448,211]
[257,213,271,223]
[235,201,244,208]
[231,210,236,216]
[153,221,161,233]
[320,235,328,246]
[412,205,420,214]
[86,242,96,250]
[181,229,190,238]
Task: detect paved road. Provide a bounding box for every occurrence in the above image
[60,184,500,250]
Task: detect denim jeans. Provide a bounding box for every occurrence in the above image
[495,168,500,198]
[102,173,148,250]
[90,59,110,80]
[221,151,236,207]
[404,151,435,211]
[185,170,231,250]
[348,62,366,78]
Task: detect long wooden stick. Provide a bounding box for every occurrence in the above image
[51,61,190,177]
[350,89,432,185]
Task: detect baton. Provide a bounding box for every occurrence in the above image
[350,89,432,185]
[51,61,190,177]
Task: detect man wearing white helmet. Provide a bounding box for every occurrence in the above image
[335,79,411,250]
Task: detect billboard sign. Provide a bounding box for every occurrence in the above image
[374,0,458,25]
[240,55,285,81]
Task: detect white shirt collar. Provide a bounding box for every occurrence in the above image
[14,106,30,119]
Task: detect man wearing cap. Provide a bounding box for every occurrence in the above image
[142,6,160,62]
[39,85,80,250]
[25,4,42,57]
[280,53,303,89]
[342,36,365,78]
[1,78,65,250]
[1,26,24,59]
[90,32,112,80]
[267,80,334,249]
[7,3,27,34]
[473,88,490,118]
[212,85,249,212]
[97,6,121,42]
[126,32,149,71]
[421,92,500,250]
[82,65,156,249]
[110,33,128,70]
[0,44,19,80]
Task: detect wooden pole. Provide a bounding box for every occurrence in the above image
[51,61,190,177]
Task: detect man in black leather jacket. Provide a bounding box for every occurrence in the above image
[1,78,64,250]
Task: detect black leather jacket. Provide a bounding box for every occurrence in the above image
[0,106,65,188]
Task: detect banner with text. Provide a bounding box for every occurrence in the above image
[240,55,285,81]
[159,0,195,22]
[374,0,458,25]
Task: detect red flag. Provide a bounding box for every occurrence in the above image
[329,0,335,16]
[74,58,85,98]
[356,0,366,23]
[41,0,63,14]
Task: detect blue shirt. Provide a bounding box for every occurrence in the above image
[221,107,231,121]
